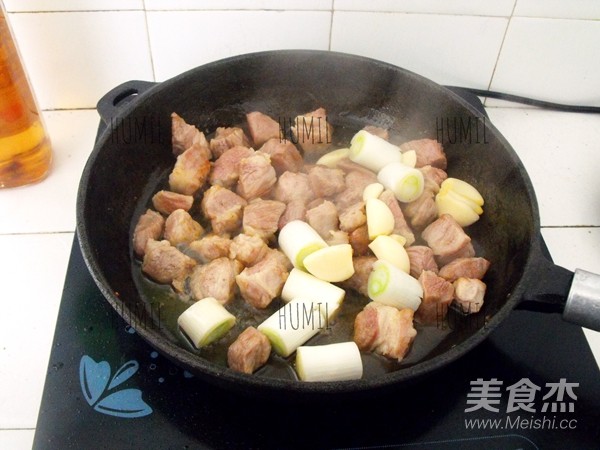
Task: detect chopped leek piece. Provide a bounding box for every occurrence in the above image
[362,182,385,202]
[377,161,424,203]
[316,148,350,168]
[296,342,363,382]
[278,220,328,270]
[349,130,402,172]
[368,259,423,311]
[368,235,410,273]
[365,198,395,240]
[303,244,355,282]
[177,297,236,348]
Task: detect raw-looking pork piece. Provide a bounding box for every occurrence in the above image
[189,257,241,304]
[400,138,447,170]
[362,125,389,141]
[227,326,272,374]
[308,165,345,198]
[187,235,232,263]
[326,230,349,246]
[420,165,448,191]
[439,257,490,282]
[291,107,333,153]
[258,138,303,175]
[278,200,307,229]
[169,143,211,195]
[246,111,282,148]
[171,112,210,157]
[354,302,417,362]
[415,270,454,325]
[342,255,376,297]
[274,171,315,205]
[209,146,255,188]
[236,152,277,201]
[378,190,415,246]
[210,126,251,159]
[306,200,339,240]
[421,214,475,266]
[242,199,286,240]
[142,239,197,285]
[201,185,248,235]
[339,201,366,233]
[335,170,378,210]
[236,251,289,309]
[133,209,165,257]
[453,278,486,314]
[336,158,379,178]
[229,233,268,267]
[164,209,204,246]
[348,225,370,256]
[406,245,439,278]
[152,190,193,215]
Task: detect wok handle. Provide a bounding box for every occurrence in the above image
[96,80,158,124]
[519,241,600,331]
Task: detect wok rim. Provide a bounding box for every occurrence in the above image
[76,49,541,396]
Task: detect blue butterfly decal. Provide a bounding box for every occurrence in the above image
[79,355,153,418]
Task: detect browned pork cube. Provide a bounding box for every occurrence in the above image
[242,199,286,240]
[171,112,210,157]
[306,200,339,241]
[421,214,474,265]
[335,170,378,210]
[246,111,282,148]
[420,165,448,191]
[362,125,389,141]
[227,326,272,374]
[342,255,376,297]
[403,189,438,230]
[164,209,204,246]
[236,252,289,309]
[152,190,194,215]
[291,107,333,153]
[278,200,307,229]
[400,138,447,170]
[439,257,490,282]
[229,233,268,266]
[187,235,232,263]
[236,152,277,201]
[326,230,349,246]
[258,138,303,175]
[348,225,370,256]
[339,201,366,233]
[201,185,248,235]
[133,209,165,257]
[453,278,486,314]
[308,165,345,198]
[209,127,251,159]
[378,189,415,245]
[415,270,454,325]
[169,143,211,195]
[406,245,439,278]
[274,171,315,205]
[189,257,241,304]
[354,302,416,362]
[142,239,197,285]
[209,146,255,188]
[336,158,379,178]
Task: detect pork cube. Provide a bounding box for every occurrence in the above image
[187,235,232,263]
[201,185,248,235]
[274,171,315,205]
[339,201,366,233]
[229,233,268,267]
[291,107,333,153]
[306,200,339,240]
[378,190,415,246]
[246,111,282,148]
[142,239,197,285]
[308,165,345,198]
[133,209,165,257]
[335,170,378,210]
[242,199,286,240]
[236,252,289,309]
[439,257,490,282]
[209,146,255,188]
[354,302,417,362]
[421,214,474,265]
[348,225,370,256]
[336,158,379,178]
[278,200,307,229]
[400,138,447,170]
[152,190,194,215]
[189,257,241,304]
[403,189,438,230]
[171,112,210,157]
[164,209,204,246]
[169,143,211,195]
[342,255,376,297]
[258,138,303,175]
[415,270,454,325]
[406,245,439,278]
[453,278,486,314]
[326,230,349,246]
[210,127,251,159]
[420,165,448,191]
[227,326,272,374]
[236,152,277,201]
[362,125,389,141]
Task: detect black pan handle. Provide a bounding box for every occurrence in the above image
[519,238,600,331]
[96,80,158,125]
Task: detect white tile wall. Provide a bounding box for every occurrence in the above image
[334,0,515,16]
[144,0,333,10]
[4,0,143,12]
[514,0,600,20]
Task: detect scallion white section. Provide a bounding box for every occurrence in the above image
[278,220,328,270]
[377,161,424,203]
[295,342,363,382]
[177,297,236,348]
[368,260,423,311]
[349,130,402,172]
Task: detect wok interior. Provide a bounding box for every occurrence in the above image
[80,51,537,387]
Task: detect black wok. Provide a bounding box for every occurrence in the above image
[76,50,600,397]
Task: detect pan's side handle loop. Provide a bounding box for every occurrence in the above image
[96,80,158,125]
[564,269,600,331]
